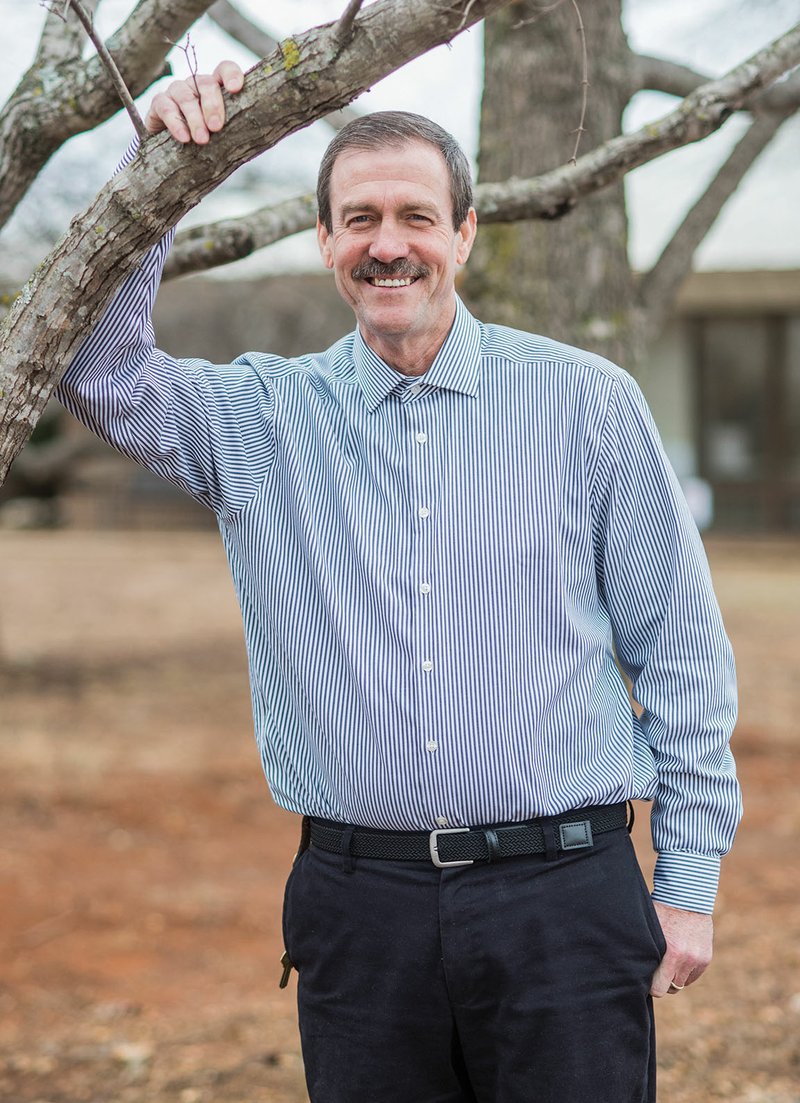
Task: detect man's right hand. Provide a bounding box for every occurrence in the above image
[145,61,245,144]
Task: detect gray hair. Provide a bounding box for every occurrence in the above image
[316,111,473,232]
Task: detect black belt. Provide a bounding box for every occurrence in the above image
[309,802,628,868]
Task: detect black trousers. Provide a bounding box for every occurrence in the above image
[282,824,666,1103]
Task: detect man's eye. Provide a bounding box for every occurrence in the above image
[347,215,371,225]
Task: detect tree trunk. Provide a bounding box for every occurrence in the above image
[464,0,638,368]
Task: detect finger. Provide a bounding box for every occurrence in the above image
[683,960,710,988]
[193,72,228,136]
[213,59,245,94]
[145,91,192,142]
[649,953,677,999]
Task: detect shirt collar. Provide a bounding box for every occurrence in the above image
[352,296,483,412]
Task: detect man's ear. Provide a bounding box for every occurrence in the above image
[317,218,334,270]
[456,208,478,266]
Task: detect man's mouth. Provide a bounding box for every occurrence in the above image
[367,276,417,287]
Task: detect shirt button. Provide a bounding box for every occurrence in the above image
[422,659,433,672]
[408,384,422,396]
[426,740,438,753]
[420,582,431,595]
[416,431,428,444]
[436,816,449,827]
[418,506,430,519]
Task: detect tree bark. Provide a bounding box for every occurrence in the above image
[208,0,359,128]
[0,0,512,486]
[463,0,637,367]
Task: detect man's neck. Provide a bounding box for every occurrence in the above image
[358,308,457,377]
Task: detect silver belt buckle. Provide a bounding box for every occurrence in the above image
[429,826,473,868]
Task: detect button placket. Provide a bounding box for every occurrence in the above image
[408,395,439,767]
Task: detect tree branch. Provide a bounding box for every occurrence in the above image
[34,0,99,67]
[207,0,279,59]
[207,0,359,130]
[474,22,800,222]
[65,0,148,139]
[163,195,318,279]
[637,109,793,339]
[336,0,366,44]
[0,0,216,231]
[160,21,800,280]
[0,0,514,485]
[632,51,800,113]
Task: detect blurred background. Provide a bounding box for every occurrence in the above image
[1,1,799,1100]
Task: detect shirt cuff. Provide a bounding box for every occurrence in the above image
[652,851,721,914]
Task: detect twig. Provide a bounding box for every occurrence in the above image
[569,0,588,165]
[457,0,480,33]
[50,0,148,139]
[167,34,202,100]
[335,0,365,42]
[509,0,590,165]
[512,0,565,30]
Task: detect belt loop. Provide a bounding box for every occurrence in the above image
[340,825,356,874]
[626,801,635,834]
[541,817,559,862]
[483,828,501,863]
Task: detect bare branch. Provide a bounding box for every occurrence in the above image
[569,0,588,165]
[336,0,366,44]
[63,0,148,139]
[163,195,318,279]
[631,52,800,113]
[208,0,279,58]
[638,109,792,338]
[0,0,514,485]
[0,0,216,231]
[168,33,202,99]
[34,0,99,67]
[207,0,360,129]
[474,22,800,222]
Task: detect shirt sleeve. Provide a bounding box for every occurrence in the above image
[56,144,277,519]
[591,370,742,914]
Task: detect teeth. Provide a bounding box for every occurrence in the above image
[371,278,414,287]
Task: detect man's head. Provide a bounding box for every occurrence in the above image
[316,112,477,373]
[317,111,474,233]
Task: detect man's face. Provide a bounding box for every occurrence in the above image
[317,139,476,368]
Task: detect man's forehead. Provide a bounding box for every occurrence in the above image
[328,140,450,206]
[330,139,448,182]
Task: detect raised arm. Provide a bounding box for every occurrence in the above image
[57,61,276,518]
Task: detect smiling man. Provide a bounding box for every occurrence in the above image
[316,132,476,372]
[58,62,741,1103]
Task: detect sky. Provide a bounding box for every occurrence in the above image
[0,0,798,281]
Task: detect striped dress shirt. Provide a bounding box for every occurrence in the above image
[58,230,741,914]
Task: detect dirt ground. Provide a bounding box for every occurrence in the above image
[1,530,798,1103]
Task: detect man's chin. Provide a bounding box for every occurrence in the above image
[356,302,421,338]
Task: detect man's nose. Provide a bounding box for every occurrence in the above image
[368,219,409,263]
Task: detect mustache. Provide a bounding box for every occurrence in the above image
[351,259,430,281]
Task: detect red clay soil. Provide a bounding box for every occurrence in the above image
[1,531,798,1103]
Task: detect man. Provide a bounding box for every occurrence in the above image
[58,61,742,1102]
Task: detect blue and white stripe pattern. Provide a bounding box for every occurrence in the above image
[58,231,741,913]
